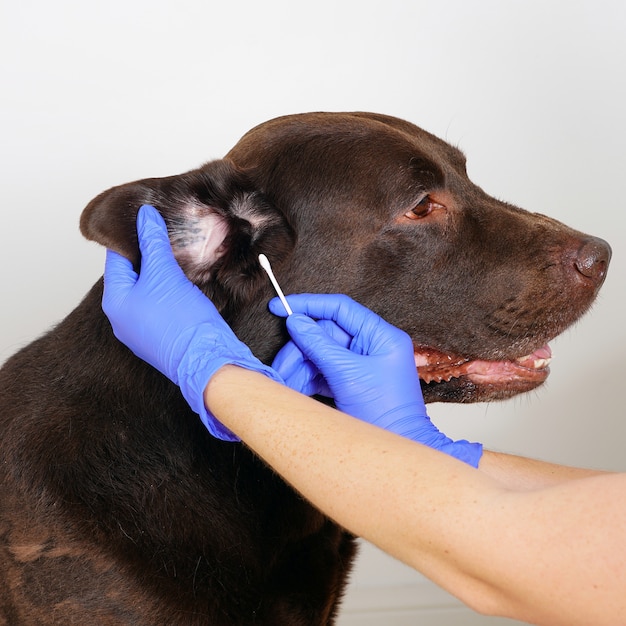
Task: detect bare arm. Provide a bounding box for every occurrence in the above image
[479,450,607,490]
[206,365,626,626]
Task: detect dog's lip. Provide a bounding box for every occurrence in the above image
[413,345,552,385]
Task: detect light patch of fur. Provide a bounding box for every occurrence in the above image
[168,201,229,273]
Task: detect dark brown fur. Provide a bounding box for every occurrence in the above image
[0,112,610,624]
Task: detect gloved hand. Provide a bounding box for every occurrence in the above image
[270,294,483,467]
[102,204,284,441]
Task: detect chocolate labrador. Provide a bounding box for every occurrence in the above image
[0,112,611,624]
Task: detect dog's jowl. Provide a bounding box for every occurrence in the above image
[0,112,610,624]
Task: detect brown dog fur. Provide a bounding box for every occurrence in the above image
[0,112,610,624]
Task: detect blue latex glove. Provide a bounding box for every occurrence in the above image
[102,204,284,441]
[270,294,483,467]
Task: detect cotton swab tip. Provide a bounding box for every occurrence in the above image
[258,254,293,315]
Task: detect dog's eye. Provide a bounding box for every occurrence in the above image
[404,195,443,220]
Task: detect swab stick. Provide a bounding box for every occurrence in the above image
[258,254,293,315]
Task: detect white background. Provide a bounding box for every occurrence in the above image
[1,1,624,623]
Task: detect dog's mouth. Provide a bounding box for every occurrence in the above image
[414,344,552,400]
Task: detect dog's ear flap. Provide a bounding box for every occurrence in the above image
[80,159,296,308]
[80,178,169,267]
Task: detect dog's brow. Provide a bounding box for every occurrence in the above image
[449,145,468,170]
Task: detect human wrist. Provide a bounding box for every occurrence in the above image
[175,323,285,441]
[178,340,239,441]
[203,364,267,440]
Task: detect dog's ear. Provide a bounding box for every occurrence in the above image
[80,159,296,311]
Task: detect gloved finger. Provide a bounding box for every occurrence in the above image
[284,313,362,376]
[272,346,330,397]
[272,319,348,393]
[269,293,360,320]
[271,338,305,378]
[314,319,353,348]
[102,249,138,315]
[271,293,386,342]
[272,293,415,359]
[285,316,354,350]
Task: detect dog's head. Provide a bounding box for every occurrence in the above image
[81,112,611,403]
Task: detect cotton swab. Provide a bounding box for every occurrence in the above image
[258,254,293,315]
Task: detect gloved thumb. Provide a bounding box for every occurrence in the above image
[136,203,169,248]
[135,205,182,276]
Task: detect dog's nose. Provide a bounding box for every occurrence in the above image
[575,237,612,287]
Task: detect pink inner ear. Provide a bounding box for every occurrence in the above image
[169,204,230,275]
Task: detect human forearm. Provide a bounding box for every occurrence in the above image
[205,365,513,613]
[206,366,626,626]
[479,450,607,491]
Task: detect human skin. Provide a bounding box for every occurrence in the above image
[205,365,625,626]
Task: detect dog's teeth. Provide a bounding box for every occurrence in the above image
[532,357,551,369]
[515,355,552,370]
[416,369,459,384]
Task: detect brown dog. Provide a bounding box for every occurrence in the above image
[0,112,610,624]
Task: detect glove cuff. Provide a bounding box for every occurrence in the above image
[176,328,284,442]
[439,440,484,468]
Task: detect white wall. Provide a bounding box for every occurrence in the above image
[1,1,624,623]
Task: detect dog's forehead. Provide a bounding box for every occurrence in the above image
[349,112,467,167]
[228,112,466,175]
